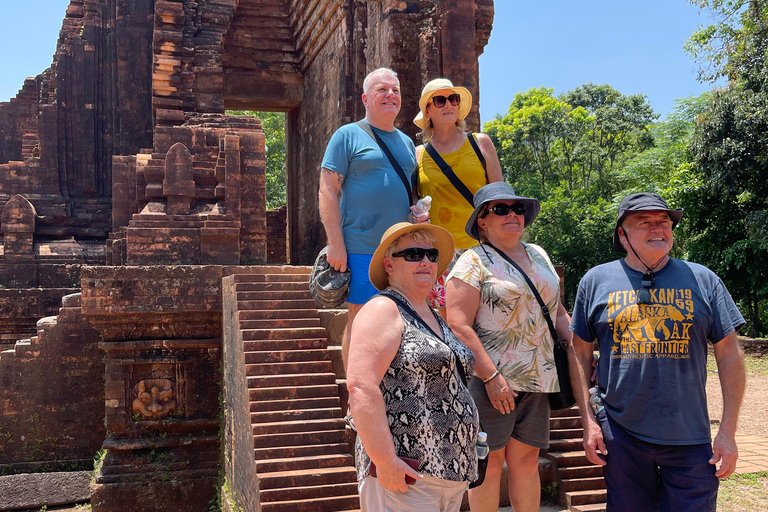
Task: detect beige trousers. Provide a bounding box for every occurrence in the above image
[358,474,468,512]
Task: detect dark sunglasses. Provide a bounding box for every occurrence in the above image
[637,273,654,304]
[430,94,461,108]
[481,203,527,217]
[391,247,439,263]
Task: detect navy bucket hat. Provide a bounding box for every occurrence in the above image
[465,182,540,240]
[613,192,683,253]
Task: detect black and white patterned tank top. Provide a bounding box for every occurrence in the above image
[355,289,480,482]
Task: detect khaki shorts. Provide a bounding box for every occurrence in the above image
[469,376,551,451]
[358,473,467,512]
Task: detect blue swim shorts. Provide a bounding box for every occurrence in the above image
[346,253,379,305]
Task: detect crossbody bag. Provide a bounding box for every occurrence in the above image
[483,242,576,410]
[423,132,486,206]
[356,120,413,206]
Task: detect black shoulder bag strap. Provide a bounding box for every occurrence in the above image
[467,132,487,173]
[423,141,475,207]
[483,242,562,349]
[356,120,413,206]
[381,291,468,385]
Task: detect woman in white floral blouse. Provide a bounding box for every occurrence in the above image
[446,182,572,512]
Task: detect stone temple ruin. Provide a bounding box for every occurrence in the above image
[0,1,499,511]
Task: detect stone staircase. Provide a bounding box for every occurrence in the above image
[233,268,360,512]
[547,406,607,512]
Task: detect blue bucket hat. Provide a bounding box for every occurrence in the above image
[465,182,540,240]
[613,192,683,253]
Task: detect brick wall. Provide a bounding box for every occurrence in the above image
[221,275,260,511]
[0,293,105,474]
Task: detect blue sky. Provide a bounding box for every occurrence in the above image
[1,1,717,124]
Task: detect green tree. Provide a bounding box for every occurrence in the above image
[561,83,658,192]
[226,110,286,209]
[484,87,592,198]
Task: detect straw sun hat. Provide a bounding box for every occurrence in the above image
[413,78,472,129]
[368,222,455,291]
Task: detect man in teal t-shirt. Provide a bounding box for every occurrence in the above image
[318,68,417,369]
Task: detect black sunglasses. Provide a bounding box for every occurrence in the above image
[430,94,461,108]
[637,273,654,304]
[481,203,527,218]
[391,247,439,262]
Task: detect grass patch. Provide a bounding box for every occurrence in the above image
[707,352,768,376]
[718,471,768,511]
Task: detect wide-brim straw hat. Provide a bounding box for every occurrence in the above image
[465,182,541,241]
[612,192,683,253]
[413,78,472,129]
[369,222,455,291]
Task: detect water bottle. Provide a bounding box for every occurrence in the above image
[476,431,489,460]
[409,195,432,222]
[470,431,489,489]
[589,387,604,414]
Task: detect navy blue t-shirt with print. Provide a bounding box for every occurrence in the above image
[570,258,744,445]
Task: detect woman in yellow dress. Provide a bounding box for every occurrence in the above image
[413,78,503,312]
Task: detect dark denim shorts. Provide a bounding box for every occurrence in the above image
[597,409,718,512]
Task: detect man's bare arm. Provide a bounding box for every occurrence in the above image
[710,331,746,478]
[318,168,347,272]
[570,333,607,466]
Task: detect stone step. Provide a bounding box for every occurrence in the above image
[550,417,583,430]
[251,406,343,424]
[238,299,317,310]
[560,476,606,493]
[244,339,327,354]
[236,281,308,291]
[238,309,318,321]
[237,290,313,301]
[570,503,607,512]
[249,384,339,401]
[550,428,584,439]
[242,327,326,341]
[245,347,329,363]
[550,406,581,418]
[566,489,607,508]
[549,437,584,452]
[254,442,351,461]
[248,373,337,388]
[260,494,359,512]
[256,453,354,473]
[557,465,604,480]
[233,273,310,284]
[258,466,357,490]
[240,318,322,330]
[548,450,591,468]
[253,418,346,435]
[233,267,311,279]
[261,483,360,504]
[251,397,341,413]
[245,361,333,375]
[253,429,347,448]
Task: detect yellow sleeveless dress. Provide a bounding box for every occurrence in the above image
[418,136,487,249]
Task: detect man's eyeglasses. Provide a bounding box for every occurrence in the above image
[481,203,527,218]
[391,247,439,263]
[637,273,654,304]
[430,94,461,108]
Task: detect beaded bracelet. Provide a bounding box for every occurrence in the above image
[482,370,500,384]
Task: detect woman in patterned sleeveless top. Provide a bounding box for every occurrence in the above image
[446,182,572,512]
[347,222,480,512]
